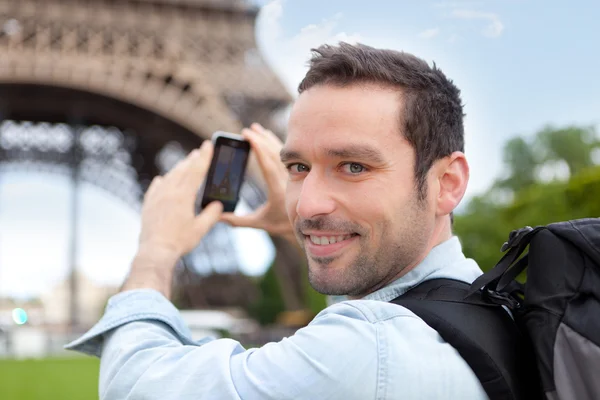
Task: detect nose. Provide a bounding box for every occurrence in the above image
[296,171,336,219]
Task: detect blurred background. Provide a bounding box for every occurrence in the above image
[0,0,598,398]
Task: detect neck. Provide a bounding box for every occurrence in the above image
[426,215,454,253]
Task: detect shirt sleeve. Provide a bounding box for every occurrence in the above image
[65,289,380,400]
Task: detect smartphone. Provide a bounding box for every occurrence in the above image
[199,131,251,213]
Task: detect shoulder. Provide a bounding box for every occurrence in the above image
[305,299,441,347]
[317,298,423,324]
[302,300,446,365]
[308,300,488,399]
[285,300,427,373]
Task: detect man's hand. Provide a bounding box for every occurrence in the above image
[122,140,223,297]
[220,123,296,245]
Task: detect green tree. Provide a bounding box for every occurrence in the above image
[495,137,539,192]
[493,125,600,195]
[454,124,600,273]
[248,262,287,325]
[249,262,328,325]
[455,166,600,272]
[536,125,599,176]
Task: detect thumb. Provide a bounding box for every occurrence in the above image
[192,201,223,239]
[220,211,260,229]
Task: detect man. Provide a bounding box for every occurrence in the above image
[67,42,488,399]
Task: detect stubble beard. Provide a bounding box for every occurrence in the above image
[294,216,373,296]
[307,248,373,297]
[306,225,416,298]
[302,199,430,298]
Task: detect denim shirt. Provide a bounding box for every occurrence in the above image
[66,236,488,400]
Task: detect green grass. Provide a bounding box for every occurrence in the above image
[0,357,99,400]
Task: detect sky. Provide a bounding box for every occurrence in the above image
[1,0,599,299]
[253,0,600,198]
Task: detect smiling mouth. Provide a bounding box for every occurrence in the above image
[307,233,358,245]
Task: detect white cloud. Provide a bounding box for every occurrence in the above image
[482,18,504,38]
[418,28,440,39]
[256,0,363,95]
[451,9,505,38]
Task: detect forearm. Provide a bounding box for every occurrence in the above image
[121,245,180,299]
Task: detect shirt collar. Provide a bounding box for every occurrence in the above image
[363,236,475,302]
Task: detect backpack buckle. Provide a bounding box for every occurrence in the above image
[501,226,534,252]
[483,288,521,309]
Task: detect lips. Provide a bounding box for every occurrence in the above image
[304,233,358,258]
[308,234,355,245]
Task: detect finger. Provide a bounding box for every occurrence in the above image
[183,141,213,188]
[247,127,288,179]
[220,210,261,229]
[245,125,272,149]
[243,130,286,193]
[145,176,163,198]
[168,139,211,180]
[243,127,281,163]
[147,175,163,192]
[192,201,223,239]
[251,123,283,148]
[166,149,197,180]
[248,124,283,159]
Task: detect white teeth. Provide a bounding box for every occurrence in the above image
[309,234,353,245]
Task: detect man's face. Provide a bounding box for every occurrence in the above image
[282,84,437,298]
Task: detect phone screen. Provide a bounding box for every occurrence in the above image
[201,134,250,212]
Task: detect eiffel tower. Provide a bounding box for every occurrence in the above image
[0,0,307,330]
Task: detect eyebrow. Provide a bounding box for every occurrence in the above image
[280,145,386,164]
[280,149,302,163]
[326,145,386,164]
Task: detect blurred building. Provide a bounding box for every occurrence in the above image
[0,0,308,336]
[40,270,117,327]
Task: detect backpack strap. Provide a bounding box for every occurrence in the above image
[391,278,535,400]
[467,226,545,306]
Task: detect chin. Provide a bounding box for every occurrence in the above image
[307,265,350,296]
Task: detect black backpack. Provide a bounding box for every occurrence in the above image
[392,218,600,400]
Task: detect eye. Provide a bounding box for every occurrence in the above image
[342,162,367,174]
[287,163,309,174]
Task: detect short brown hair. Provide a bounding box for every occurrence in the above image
[298,42,465,201]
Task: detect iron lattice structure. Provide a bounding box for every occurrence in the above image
[0,0,306,329]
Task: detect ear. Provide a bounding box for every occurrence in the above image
[434,152,469,218]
